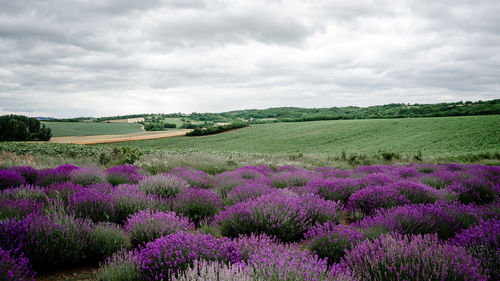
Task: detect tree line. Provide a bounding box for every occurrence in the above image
[0,115,52,141]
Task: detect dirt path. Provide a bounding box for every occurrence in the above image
[50,129,192,145]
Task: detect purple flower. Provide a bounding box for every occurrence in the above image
[8,166,39,185]
[215,191,341,242]
[0,169,26,190]
[304,222,362,265]
[343,233,488,281]
[138,174,189,198]
[124,209,194,246]
[450,218,500,280]
[226,182,276,205]
[389,180,442,204]
[106,164,145,185]
[0,248,36,281]
[168,166,213,188]
[306,178,360,204]
[271,169,320,189]
[356,201,496,240]
[138,232,242,281]
[172,188,222,225]
[447,178,498,204]
[0,198,43,219]
[347,185,410,215]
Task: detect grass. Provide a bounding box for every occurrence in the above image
[43,122,143,137]
[116,115,500,157]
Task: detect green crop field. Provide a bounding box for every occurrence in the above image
[117,115,500,157]
[43,122,143,137]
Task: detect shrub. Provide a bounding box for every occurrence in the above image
[450,218,500,280]
[305,222,362,265]
[419,171,456,189]
[309,178,360,204]
[0,169,26,190]
[124,210,194,247]
[213,171,246,199]
[0,248,35,281]
[393,166,420,179]
[173,260,257,281]
[245,242,346,281]
[314,167,350,178]
[68,187,116,223]
[389,181,442,204]
[1,185,46,202]
[89,222,130,261]
[0,198,43,220]
[172,188,222,225]
[355,201,496,240]
[21,212,93,269]
[138,174,188,198]
[343,233,488,281]
[8,166,39,184]
[347,185,410,215]
[137,232,242,281]
[356,173,394,188]
[70,166,106,186]
[447,178,498,204]
[271,169,319,189]
[168,166,213,188]
[215,191,341,242]
[225,182,275,205]
[109,184,157,224]
[37,164,79,187]
[0,218,29,252]
[106,165,144,186]
[44,181,84,202]
[97,250,141,281]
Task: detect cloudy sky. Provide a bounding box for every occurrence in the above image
[1,0,499,117]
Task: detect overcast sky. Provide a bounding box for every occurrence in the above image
[1,0,499,117]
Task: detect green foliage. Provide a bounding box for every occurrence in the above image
[0,115,52,141]
[89,223,130,261]
[186,122,249,136]
[43,121,142,137]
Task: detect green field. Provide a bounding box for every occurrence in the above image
[43,122,143,137]
[117,115,500,157]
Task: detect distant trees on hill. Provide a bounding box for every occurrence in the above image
[0,115,52,141]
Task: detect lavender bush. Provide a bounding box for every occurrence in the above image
[109,184,157,224]
[347,185,410,215]
[0,198,43,220]
[168,166,213,188]
[450,218,500,280]
[173,260,258,281]
[215,191,341,241]
[343,233,488,281]
[138,174,189,198]
[36,164,79,186]
[21,212,93,269]
[68,186,116,223]
[70,166,106,186]
[271,169,319,189]
[447,178,498,205]
[0,248,35,281]
[106,165,144,186]
[0,169,26,190]
[305,222,362,265]
[309,178,360,204]
[8,166,39,185]
[97,249,141,281]
[172,188,222,225]
[225,182,275,205]
[89,222,130,261]
[124,209,194,246]
[138,232,242,280]
[389,180,442,204]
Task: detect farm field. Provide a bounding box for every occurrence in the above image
[118,115,500,157]
[43,122,144,137]
[50,129,192,145]
[0,163,498,280]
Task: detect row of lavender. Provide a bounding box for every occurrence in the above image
[0,163,499,280]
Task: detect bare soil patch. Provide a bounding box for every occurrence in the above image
[50,129,192,145]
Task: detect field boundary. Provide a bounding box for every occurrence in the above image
[49,129,192,144]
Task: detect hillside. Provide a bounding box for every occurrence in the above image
[116,115,500,157]
[43,122,143,137]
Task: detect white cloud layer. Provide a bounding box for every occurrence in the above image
[0,0,499,117]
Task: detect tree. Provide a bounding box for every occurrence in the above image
[0,115,52,141]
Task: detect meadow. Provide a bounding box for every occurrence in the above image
[119,115,500,156]
[43,122,143,137]
[0,163,498,280]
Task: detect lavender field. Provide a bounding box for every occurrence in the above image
[1,163,499,281]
